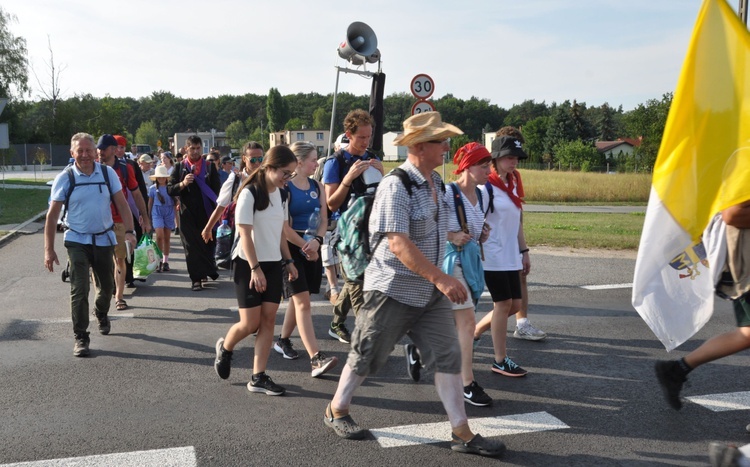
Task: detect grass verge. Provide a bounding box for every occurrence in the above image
[0,188,50,225]
[524,212,644,250]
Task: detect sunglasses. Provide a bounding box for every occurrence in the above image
[427,138,451,146]
[281,170,297,180]
[248,157,263,164]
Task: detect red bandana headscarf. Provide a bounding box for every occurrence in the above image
[452,142,492,174]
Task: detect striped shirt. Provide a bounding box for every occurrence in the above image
[364,160,447,308]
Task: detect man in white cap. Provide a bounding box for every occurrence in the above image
[322,112,506,458]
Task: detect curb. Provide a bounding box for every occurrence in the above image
[0,210,48,248]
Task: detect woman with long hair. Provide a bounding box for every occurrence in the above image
[273,141,338,377]
[475,136,531,378]
[213,145,299,396]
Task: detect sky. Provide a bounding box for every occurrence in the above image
[4,0,708,112]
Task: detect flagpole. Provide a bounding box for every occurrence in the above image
[740,0,748,24]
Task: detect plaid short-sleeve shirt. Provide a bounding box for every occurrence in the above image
[363,161,447,308]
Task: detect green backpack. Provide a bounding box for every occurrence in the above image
[335,168,418,280]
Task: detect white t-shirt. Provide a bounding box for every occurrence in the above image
[232,186,287,262]
[217,171,245,207]
[479,183,522,271]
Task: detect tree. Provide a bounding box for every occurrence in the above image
[0,6,29,100]
[225,120,247,148]
[520,116,549,165]
[135,120,160,149]
[31,36,65,141]
[623,93,672,171]
[266,88,288,132]
[312,107,330,130]
[544,101,576,160]
[284,117,304,130]
[553,139,602,172]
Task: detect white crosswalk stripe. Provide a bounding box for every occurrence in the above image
[370,411,568,448]
[686,391,750,412]
[0,446,197,467]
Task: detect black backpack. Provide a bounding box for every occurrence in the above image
[61,162,115,223]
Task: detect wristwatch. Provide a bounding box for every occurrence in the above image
[282,258,294,265]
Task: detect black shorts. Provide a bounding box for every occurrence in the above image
[734,293,750,327]
[283,241,323,298]
[484,270,522,302]
[233,258,283,308]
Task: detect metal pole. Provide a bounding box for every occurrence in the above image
[740,0,749,24]
[327,67,341,158]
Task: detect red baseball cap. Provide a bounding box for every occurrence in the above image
[113,135,127,147]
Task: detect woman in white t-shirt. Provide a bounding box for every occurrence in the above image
[476,136,531,378]
[213,145,298,397]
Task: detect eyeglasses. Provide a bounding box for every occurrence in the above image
[281,170,297,180]
[249,157,263,164]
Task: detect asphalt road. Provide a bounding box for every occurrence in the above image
[0,229,746,466]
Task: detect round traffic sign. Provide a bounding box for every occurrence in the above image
[411,100,436,116]
[410,74,435,99]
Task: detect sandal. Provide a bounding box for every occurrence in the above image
[162,262,170,272]
[323,403,365,439]
[450,433,506,457]
[115,299,128,311]
[191,281,202,291]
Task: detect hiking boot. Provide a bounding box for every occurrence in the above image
[463,381,492,407]
[247,373,285,396]
[273,335,299,360]
[513,321,547,341]
[654,360,686,410]
[328,323,351,344]
[73,333,90,357]
[491,356,527,377]
[405,343,421,382]
[311,352,338,378]
[324,403,365,439]
[96,314,110,335]
[214,338,233,380]
[451,433,506,457]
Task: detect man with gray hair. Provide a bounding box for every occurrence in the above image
[44,133,137,357]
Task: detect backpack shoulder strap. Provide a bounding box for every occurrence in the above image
[484,182,495,215]
[230,172,241,198]
[99,163,114,200]
[389,167,418,196]
[449,183,468,232]
[63,166,76,214]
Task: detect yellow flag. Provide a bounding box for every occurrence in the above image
[633,0,750,351]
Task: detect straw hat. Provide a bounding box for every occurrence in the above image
[150,165,170,180]
[392,112,463,147]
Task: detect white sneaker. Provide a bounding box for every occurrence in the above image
[513,322,547,341]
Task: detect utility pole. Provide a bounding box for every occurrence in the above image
[740,0,748,25]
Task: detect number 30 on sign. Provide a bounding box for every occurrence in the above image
[410,74,435,99]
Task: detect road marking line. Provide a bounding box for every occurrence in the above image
[580,283,632,290]
[0,446,197,467]
[370,411,568,448]
[19,313,134,325]
[686,391,750,412]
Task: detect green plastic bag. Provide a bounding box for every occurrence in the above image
[133,234,162,278]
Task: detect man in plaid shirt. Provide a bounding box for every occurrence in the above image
[322,113,506,458]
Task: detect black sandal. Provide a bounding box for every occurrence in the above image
[191,281,202,291]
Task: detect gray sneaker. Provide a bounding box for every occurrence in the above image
[73,334,90,357]
[311,352,338,378]
[513,321,547,341]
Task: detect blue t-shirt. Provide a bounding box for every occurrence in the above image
[287,178,321,231]
[321,150,375,185]
[148,184,174,208]
[50,162,122,246]
[219,170,230,185]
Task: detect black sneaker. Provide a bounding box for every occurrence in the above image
[655,360,686,410]
[273,335,299,360]
[311,352,339,378]
[491,356,527,377]
[73,333,90,357]
[214,337,233,380]
[247,373,285,396]
[451,433,506,457]
[328,323,351,344]
[405,344,421,382]
[96,314,110,335]
[463,381,492,407]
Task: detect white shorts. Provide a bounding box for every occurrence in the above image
[322,231,340,266]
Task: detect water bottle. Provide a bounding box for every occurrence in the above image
[301,208,321,257]
[216,219,232,239]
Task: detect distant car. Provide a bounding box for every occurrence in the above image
[135,144,152,155]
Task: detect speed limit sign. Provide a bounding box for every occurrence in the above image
[411,100,436,116]
[410,74,435,99]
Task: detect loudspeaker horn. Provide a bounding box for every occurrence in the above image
[337,22,378,62]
